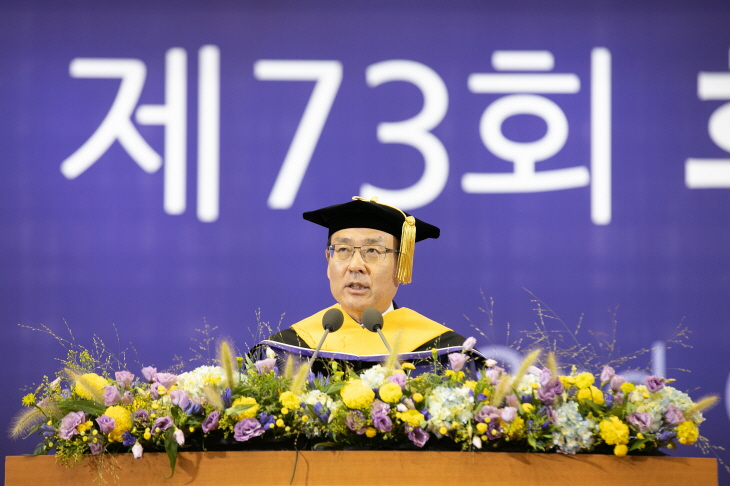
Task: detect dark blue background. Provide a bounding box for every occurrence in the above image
[2,1,729,483]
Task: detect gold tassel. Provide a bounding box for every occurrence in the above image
[397,216,416,284]
[352,196,416,285]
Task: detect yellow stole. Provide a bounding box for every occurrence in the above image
[290,305,452,356]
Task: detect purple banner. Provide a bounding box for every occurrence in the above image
[2,1,729,482]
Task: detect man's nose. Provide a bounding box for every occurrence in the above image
[347,249,367,272]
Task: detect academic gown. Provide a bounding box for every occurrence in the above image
[249,303,483,374]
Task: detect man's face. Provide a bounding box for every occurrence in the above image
[326,227,400,322]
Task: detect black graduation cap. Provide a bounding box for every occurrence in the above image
[303,197,440,284]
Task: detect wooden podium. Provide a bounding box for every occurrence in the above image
[5,451,718,485]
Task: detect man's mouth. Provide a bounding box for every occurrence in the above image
[347,283,369,290]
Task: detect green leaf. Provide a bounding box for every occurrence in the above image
[322,382,345,395]
[56,399,107,416]
[629,437,651,452]
[164,428,178,479]
[30,442,48,456]
[225,404,253,416]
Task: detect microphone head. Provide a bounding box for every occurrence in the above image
[322,307,344,332]
[361,308,384,333]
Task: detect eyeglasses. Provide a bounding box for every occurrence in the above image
[327,244,399,263]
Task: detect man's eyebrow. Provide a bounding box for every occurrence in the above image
[332,236,385,244]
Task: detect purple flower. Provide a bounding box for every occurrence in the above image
[233,418,265,442]
[141,366,157,383]
[40,424,56,438]
[115,371,135,389]
[664,404,685,426]
[448,353,468,372]
[170,389,190,410]
[134,409,150,426]
[255,358,277,375]
[537,378,563,405]
[537,387,556,405]
[154,373,178,389]
[387,373,406,389]
[152,416,174,434]
[371,401,393,432]
[121,391,133,406]
[474,404,499,423]
[627,412,654,432]
[258,412,276,429]
[500,407,517,423]
[201,411,220,433]
[184,399,203,416]
[545,406,559,424]
[405,425,429,448]
[222,388,232,408]
[658,430,677,442]
[506,394,519,408]
[345,410,367,434]
[103,386,121,406]
[122,431,136,447]
[645,375,665,393]
[462,336,477,352]
[58,411,85,440]
[600,366,615,384]
[486,420,503,440]
[539,369,552,387]
[610,374,626,392]
[96,415,116,434]
[484,368,501,385]
[89,440,104,455]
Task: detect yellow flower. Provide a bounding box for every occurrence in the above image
[620,382,635,394]
[614,444,628,456]
[401,363,415,370]
[464,380,476,391]
[75,373,108,401]
[281,408,289,415]
[677,421,699,445]
[365,427,377,438]
[412,393,424,403]
[231,397,259,419]
[301,415,309,423]
[521,403,534,414]
[396,410,424,427]
[77,420,93,433]
[341,380,375,410]
[599,416,629,445]
[505,416,525,440]
[577,386,604,405]
[104,406,133,442]
[444,370,455,378]
[21,393,35,406]
[439,426,448,435]
[379,382,403,404]
[276,419,284,427]
[476,423,487,434]
[575,372,595,390]
[143,428,151,440]
[279,391,301,410]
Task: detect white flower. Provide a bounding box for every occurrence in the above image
[173,429,185,446]
[486,359,498,368]
[132,442,143,459]
[551,401,597,454]
[425,386,474,431]
[265,346,277,360]
[176,366,244,399]
[359,365,388,389]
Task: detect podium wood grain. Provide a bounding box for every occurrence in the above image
[5,451,718,485]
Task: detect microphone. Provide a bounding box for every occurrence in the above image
[361,307,392,354]
[307,308,344,372]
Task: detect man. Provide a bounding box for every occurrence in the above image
[256,197,468,368]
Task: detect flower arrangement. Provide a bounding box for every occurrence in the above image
[12,335,717,477]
